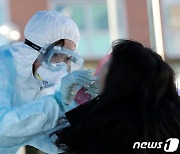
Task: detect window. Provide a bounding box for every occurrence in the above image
[51,0,110,60]
[161,0,180,59]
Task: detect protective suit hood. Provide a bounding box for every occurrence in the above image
[9,42,39,81]
[24,10,80,48]
[9,10,80,81]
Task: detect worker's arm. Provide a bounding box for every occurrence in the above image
[0,68,62,148]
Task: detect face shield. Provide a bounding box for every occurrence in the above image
[40,46,84,72]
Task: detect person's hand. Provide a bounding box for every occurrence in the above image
[55,69,95,105]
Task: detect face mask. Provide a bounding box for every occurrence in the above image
[35,62,68,88]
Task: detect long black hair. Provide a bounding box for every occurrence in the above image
[55,40,180,153]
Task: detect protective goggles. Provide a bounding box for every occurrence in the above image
[41,46,84,72]
[24,39,84,72]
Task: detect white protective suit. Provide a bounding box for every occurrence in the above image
[0,11,80,154]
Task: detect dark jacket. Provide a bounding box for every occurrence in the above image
[56,98,180,154]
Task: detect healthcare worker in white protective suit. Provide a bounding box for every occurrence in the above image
[0,10,96,154]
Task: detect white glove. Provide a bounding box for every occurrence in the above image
[55,69,95,105]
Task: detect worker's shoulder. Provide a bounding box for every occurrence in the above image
[0,45,12,57]
[0,45,15,76]
[0,45,9,51]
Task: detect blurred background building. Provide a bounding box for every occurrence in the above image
[0,0,180,153]
[0,0,151,68]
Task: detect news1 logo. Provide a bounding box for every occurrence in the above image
[133,138,179,152]
[164,138,179,152]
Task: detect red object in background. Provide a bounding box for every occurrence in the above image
[75,54,111,105]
